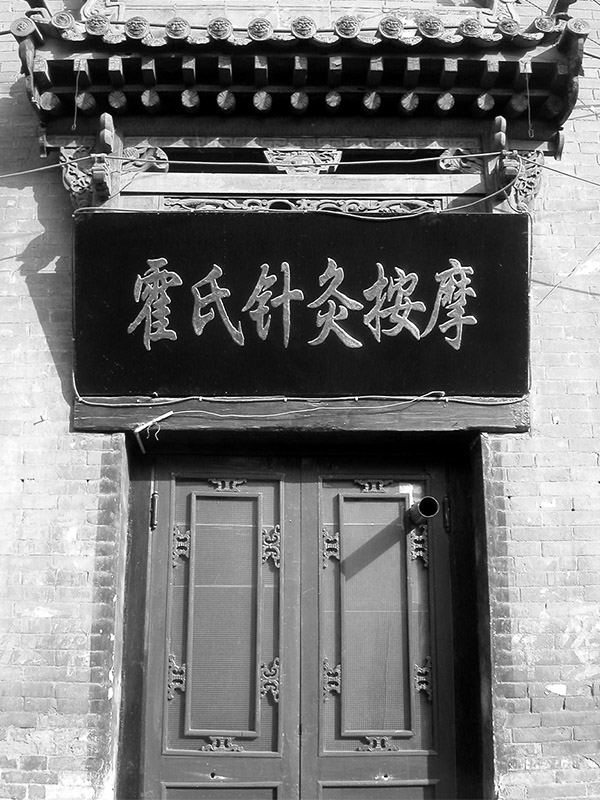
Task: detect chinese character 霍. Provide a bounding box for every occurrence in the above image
[363,263,426,342]
[191,264,244,346]
[307,258,364,348]
[242,262,305,347]
[127,257,183,350]
[421,258,477,350]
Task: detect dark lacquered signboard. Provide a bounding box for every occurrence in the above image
[73,211,529,397]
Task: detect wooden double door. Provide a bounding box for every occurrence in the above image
[142,456,456,799]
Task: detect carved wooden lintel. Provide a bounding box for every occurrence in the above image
[163,197,441,217]
[437,147,483,174]
[265,149,341,174]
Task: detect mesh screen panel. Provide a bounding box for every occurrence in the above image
[341,498,408,735]
[187,496,259,734]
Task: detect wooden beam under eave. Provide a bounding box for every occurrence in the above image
[181,56,196,86]
[73,57,91,88]
[293,56,308,87]
[218,56,233,86]
[398,91,419,116]
[328,56,342,87]
[141,57,157,87]
[108,56,124,87]
[440,58,458,89]
[254,56,268,88]
[141,89,161,113]
[513,60,532,90]
[75,91,97,115]
[403,58,420,89]
[367,57,384,88]
[73,396,531,435]
[480,58,499,89]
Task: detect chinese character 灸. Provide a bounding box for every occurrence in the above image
[307,258,364,348]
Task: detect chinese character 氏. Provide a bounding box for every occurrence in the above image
[191,264,244,346]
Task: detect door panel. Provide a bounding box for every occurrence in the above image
[142,457,455,799]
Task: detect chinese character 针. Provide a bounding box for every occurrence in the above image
[127,257,183,350]
[242,261,304,347]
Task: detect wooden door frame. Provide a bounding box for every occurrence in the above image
[116,432,493,800]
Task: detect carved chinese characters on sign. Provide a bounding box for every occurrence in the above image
[127,258,182,350]
[127,257,477,350]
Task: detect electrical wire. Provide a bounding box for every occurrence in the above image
[0,149,503,182]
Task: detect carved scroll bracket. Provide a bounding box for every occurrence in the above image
[498,149,543,210]
[60,146,111,208]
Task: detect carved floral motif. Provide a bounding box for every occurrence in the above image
[172,525,190,566]
[357,736,400,751]
[163,197,440,217]
[262,525,281,567]
[414,657,433,701]
[264,149,341,175]
[322,528,340,567]
[208,479,247,492]
[260,657,281,702]
[323,658,341,700]
[409,525,429,567]
[167,655,186,700]
[354,479,393,492]
[200,737,243,752]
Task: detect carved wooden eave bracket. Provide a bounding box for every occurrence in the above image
[11,2,588,130]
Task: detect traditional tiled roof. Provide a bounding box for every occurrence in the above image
[11,2,589,124]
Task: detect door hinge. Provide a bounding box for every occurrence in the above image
[150,491,158,531]
[442,495,450,534]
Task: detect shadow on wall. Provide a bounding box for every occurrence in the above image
[1,77,74,408]
[1,73,128,796]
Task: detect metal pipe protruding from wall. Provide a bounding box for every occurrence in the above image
[408,496,440,525]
